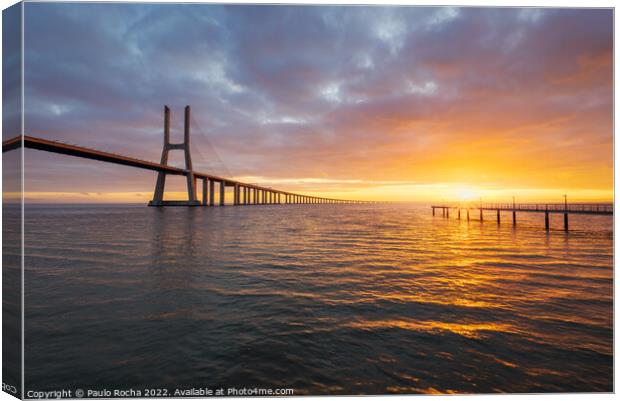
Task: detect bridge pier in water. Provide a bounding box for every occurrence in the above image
[149,105,201,206]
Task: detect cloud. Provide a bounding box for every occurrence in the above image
[20,4,612,200]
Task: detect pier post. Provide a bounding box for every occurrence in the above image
[219,181,225,206]
[432,207,435,216]
[480,209,483,222]
[467,209,470,221]
[512,211,516,226]
[564,213,568,231]
[497,209,500,224]
[234,184,239,205]
[243,186,247,205]
[545,210,549,230]
[458,209,461,220]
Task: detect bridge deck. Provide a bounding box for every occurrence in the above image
[2,135,363,203]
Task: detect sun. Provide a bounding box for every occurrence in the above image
[456,187,478,201]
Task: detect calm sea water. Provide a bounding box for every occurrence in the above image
[17,203,613,394]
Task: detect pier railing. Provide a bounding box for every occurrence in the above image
[476,203,613,214]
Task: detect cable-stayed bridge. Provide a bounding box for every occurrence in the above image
[2,106,371,206]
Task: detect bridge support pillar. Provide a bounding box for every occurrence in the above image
[219,181,225,206]
[202,178,208,206]
[446,208,449,218]
[209,180,215,206]
[234,184,239,205]
[149,105,200,206]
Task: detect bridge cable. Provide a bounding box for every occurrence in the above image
[189,114,234,179]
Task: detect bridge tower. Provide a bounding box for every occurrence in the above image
[149,105,200,206]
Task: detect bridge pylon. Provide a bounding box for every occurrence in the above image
[149,105,200,206]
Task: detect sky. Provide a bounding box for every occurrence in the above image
[14,3,613,203]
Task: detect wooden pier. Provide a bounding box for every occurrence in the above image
[431,202,613,231]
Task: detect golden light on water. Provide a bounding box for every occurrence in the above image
[347,320,517,340]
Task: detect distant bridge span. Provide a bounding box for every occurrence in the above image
[2,106,370,206]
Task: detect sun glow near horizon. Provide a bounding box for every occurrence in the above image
[20,182,613,204]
